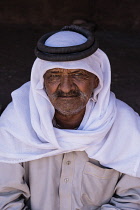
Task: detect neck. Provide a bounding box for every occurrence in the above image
[54,108,86,129]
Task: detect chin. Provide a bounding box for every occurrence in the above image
[55,104,86,116]
[51,97,89,116]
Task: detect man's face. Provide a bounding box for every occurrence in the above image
[44,68,99,115]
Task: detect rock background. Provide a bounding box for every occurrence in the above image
[0,0,140,31]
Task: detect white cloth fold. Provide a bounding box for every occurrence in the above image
[0,31,140,177]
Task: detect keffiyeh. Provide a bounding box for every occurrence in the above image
[0,31,140,177]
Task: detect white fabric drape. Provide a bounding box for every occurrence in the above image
[0,31,140,177]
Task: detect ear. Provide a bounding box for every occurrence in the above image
[94,76,99,89]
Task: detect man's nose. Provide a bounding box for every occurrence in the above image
[59,75,73,93]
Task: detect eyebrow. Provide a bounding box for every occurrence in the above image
[49,70,61,73]
[49,69,86,74]
[70,70,85,73]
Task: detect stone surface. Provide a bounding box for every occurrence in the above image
[0,0,140,31]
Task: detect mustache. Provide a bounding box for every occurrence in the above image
[52,90,83,98]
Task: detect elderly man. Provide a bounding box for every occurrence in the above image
[0,25,140,210]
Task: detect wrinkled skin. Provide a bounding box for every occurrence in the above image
[44,68,99,129]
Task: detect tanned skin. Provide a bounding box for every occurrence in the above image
[44,68,99,129]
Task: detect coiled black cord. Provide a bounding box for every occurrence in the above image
[35,25,98,61]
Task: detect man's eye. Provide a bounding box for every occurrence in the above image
[51,74,60,77]
[45,74,61,82]
[49,74,61,78]
[72,73,83,76]
[72,73,89,79]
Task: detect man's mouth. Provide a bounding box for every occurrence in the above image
[59,95,79,98]
[51,90,82,99]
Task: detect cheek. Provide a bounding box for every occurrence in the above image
[44,82,59,95]
[86,77,99,94]
[75,81,94,96]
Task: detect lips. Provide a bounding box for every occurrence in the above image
[58,95,79,98]
[53,90,81,98]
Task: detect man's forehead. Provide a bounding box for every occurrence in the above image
[46,68,91,74]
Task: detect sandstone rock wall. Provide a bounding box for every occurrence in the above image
[0,0,140,30]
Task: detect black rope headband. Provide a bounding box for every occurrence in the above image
[35,25,98,61]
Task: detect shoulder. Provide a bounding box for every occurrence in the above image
[1,82,30,121]
[116,99,139,119]
[113,99,140,135]
[11,82,30,101]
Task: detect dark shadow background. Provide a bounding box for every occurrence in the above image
[0,0,140,113]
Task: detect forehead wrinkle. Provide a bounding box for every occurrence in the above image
[47,68,91,75]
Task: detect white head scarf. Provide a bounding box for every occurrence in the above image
[0,30,140,177]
